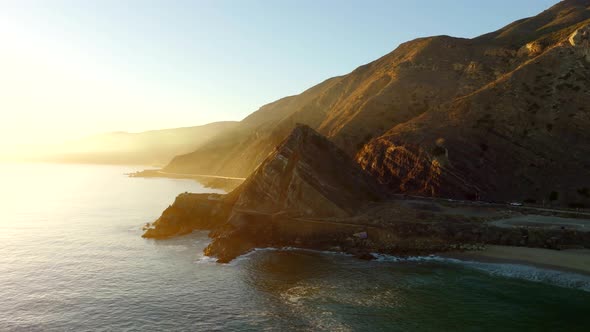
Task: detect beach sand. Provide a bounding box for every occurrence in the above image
[445,245,590,275]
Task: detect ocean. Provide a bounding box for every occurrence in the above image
[0,163,588,331]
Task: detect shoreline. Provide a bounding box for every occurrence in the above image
[443,245,590,276]
[191,236,590,278]
[129,169,244,192]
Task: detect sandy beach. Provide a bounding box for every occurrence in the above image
[446,245,590,275]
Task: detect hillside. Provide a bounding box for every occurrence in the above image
[357,2,590,206]
[165,0,590,207]
[40,121,237,166]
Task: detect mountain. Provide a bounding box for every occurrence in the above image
[39,121,238,166]
[165,0,590,207]
[357,1,590,206]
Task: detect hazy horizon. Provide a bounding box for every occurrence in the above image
[1,0,556,156]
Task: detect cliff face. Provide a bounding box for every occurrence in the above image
[142,193,232,239]
[163,1,590,206]
[227,125,386,217]
[358,21,590,204]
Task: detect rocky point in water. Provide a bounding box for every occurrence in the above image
[144,125,387,261]
[144,125,590,262]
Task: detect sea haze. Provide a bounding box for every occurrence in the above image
[0,163,588,331]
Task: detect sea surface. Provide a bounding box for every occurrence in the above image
[0,163,589,331]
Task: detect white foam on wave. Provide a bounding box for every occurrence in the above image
[371,253,460,263]
[281,247,353,257]
[229,247,283,265]
[464,261,590,292]
[370,253,590,292]
[230,247,352,266]
[195,255,218,264]
[213,246,590,292]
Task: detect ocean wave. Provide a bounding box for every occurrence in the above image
[229,247,352,265]
[465,261,590,292]
[229,247,284,265]
[211,246,590,292]
[370,253,590,292]
[195,255,218,264]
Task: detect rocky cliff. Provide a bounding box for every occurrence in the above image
[142,193,233,239]
[226,124,386,217]
[164,0,590,207]
[145,125,387,260]
[145,125,590,262]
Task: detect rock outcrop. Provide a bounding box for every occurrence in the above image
[142,193,232,239]
[569,23,590,61]
[227,124,386,217]
[144,125,387,260]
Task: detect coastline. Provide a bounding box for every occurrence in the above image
[443,245,590,276]
[129,169,244,192]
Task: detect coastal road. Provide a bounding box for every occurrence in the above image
[155,173,589,217]
[491,215,590,231]
[234,203,590,234]
[156,170,246,181]
[232,208,375,229]
[392,194,590,218]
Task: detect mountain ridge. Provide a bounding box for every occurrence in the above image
[165,0,590,206]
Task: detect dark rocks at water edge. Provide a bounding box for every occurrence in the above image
[142,125,590,263]
[142,193,231,239]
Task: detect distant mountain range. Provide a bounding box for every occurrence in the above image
[162,0,590,207]
[39,121,237,166]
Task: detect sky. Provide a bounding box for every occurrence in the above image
[0,0,558,152]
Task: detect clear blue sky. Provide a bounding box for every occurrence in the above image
[0,0,557,148]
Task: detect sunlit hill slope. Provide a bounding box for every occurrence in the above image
[165,0,590,207]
